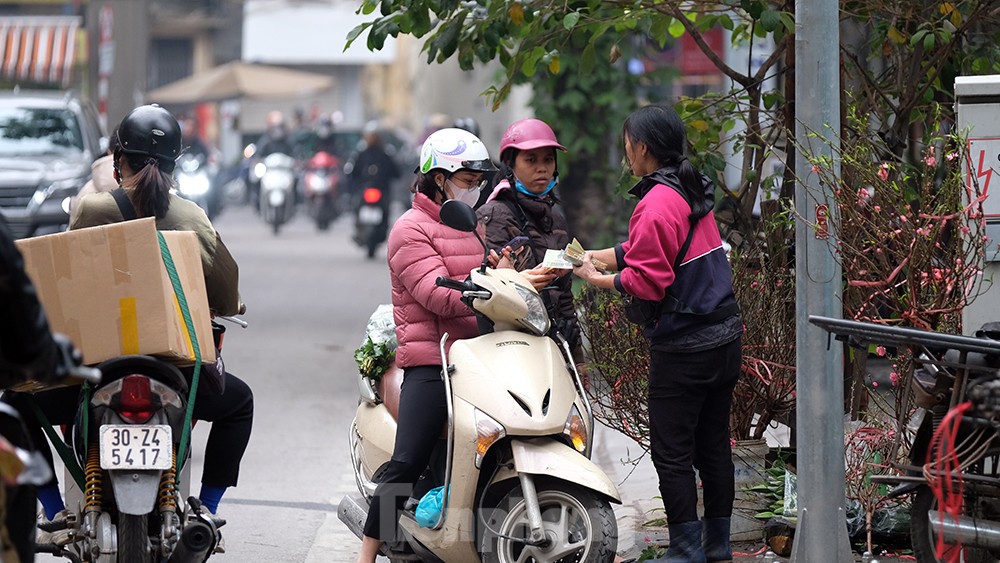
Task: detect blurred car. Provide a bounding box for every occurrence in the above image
[0,90,107,238]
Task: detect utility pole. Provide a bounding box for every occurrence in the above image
[790,0,853,561]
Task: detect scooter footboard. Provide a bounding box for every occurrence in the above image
[510,439,621,503]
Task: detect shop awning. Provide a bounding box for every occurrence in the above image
[1,16,81,87]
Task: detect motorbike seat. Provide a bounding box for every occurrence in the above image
[96,355,189,393]
[377,365,404,421]
[376,365,447,438]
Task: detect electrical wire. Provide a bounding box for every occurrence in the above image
[924,401,973,562]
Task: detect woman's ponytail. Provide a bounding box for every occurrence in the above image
[122,152,173,218]
[675,156,710,220]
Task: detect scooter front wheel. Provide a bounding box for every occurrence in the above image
[480,477,617,563]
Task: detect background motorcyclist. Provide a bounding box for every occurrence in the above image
[289,106,317,160]
[255,110,295,159]
[313,114,340,157]
[249,111,296,210]
[347,124,400,197]
[179,113,212,161]
[347,124,401,248]
[3,105,254,539]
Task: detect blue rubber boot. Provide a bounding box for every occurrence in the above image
[703,517,733,562]
[649,520,706,562]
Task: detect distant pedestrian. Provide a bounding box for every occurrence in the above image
[573,103,742,563]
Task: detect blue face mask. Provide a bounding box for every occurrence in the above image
[514,178,557,197]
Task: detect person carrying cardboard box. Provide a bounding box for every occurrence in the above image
[3,105,254,542]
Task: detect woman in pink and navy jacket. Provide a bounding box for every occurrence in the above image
[573,104,742,563]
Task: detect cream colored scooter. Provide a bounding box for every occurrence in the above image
[339,200,620,563]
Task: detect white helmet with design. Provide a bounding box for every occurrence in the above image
[419,128,495,175]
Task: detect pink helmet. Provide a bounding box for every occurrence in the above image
[499,118,567,154]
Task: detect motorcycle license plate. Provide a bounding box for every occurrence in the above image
[358,206,383,225]
[100,425,172,470]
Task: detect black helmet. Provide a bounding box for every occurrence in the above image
[453,117,481,137]
[115,105,181,163]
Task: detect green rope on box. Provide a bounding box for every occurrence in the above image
[27,390,87,491]
[157,232,202,487]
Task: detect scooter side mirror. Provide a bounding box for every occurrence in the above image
[440,200,477,232]
[440,200,489,272]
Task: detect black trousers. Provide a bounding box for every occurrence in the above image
[2,369,253,488]
[363,365,447,541]
[648,337,741,525]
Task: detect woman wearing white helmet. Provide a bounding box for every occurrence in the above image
[357,128,496,562]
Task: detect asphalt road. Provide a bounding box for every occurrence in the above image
[196,203,390,562]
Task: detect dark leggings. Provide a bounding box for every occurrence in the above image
[363,365,447,540]
[2,370,253,488]
[648,337,741,525]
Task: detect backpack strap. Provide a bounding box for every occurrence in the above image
[659,195,740,322]
[672,217,697,271]
[111,187,139,221]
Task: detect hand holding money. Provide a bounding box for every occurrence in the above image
[562,238,609,272]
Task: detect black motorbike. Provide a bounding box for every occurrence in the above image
[352,186,390,259]
[0,343,100,563]
[811,315,1000,562]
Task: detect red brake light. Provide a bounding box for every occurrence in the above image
[118,375,155,424]
[363,188,382,204]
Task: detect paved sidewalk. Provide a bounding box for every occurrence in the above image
[593,423,911,563]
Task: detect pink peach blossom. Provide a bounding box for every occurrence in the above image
[924,147,937,167]
[877,163,890,181]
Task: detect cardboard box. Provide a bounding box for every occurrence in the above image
[15,218,216,367]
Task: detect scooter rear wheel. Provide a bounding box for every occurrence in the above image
[479,477,617,563]
[910,485,998,563]
[117,513,152,563]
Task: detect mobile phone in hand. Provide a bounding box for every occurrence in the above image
[500,235,530,253]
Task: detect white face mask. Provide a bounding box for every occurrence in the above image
[445,178,482,208]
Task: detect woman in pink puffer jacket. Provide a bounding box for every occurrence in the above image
[357,128,496,562]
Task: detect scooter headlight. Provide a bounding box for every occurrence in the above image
[514,283,550,336]
[261,171,294,191]
[475,409,506,468]
[178,172,211,196]
[307,173,329,193]
[563,404,587,454]
[252,162,267,180]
